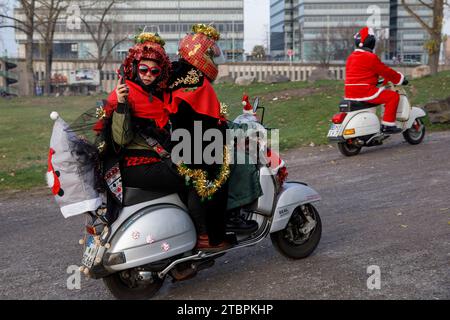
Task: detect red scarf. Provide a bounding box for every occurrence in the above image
[104,80,170,128]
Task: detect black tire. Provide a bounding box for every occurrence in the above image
[337,141,362,157]
[270,204,322,259]
[403,118,425,145]
[103,270,164,300]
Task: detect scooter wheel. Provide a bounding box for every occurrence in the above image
[270,204,322,260]
[337,142,361,157]
[403,118,425,145]
[103,270,164,300]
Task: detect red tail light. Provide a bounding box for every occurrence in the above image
[86,225,97,235]
[332,112,347,124]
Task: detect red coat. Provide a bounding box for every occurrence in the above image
[345,49,404,101]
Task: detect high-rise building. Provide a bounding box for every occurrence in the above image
[270,0,299,60]
[271,0,432,63]
[14,0,244,62]
[389,0,433,64]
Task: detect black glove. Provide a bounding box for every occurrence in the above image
[402,78,409,86]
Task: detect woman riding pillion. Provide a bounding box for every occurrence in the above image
[167,24,259,250]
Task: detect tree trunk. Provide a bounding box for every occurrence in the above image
[24,0,35,96]
[24,34,35,96]
[44,44,53,96]
[428,34,441,75]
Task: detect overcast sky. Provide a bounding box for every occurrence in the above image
[0,0,448,57]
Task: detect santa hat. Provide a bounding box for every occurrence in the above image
[355,27,375,48]
[242,94,254,114]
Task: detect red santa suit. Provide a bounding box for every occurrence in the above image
[345,49,404,126]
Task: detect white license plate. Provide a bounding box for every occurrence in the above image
[81,235,99,268]
[327,124,342,138]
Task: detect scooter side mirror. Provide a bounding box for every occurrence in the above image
[253,97,259,113]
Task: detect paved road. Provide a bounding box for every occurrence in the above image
[1,131,449,300]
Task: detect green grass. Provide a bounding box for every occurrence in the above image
[1,71,450,191]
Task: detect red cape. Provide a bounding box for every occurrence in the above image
[168,78,221,119]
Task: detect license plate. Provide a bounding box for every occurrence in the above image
[327,124,342,138]
[81,235,99,268]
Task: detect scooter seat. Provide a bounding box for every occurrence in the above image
[123,187,173,206]
[339,100,379,112]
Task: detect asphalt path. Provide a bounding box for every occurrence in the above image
[1,131,449,300]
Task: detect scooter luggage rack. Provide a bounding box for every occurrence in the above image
[157,218,271,279]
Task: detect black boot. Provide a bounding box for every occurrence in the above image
[381,125,402,134]
[226,210,258,233]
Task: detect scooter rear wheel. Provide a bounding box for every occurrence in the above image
[270,204,322,259]
[403,118,425,145]
[337,141,362,157]
[103,269,164,300]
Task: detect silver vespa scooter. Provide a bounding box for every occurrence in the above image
[80,98,322,300]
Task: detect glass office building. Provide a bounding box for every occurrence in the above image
[271,0,431,63]
[14,0,244,62]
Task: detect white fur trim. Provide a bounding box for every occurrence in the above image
[381,121,396,126]
[344,87,385,101]
[354,49,368,53]
[46,171,54,188]
[243,109,254,114]
[50,111,59,121]
[60,197,103,218]
[395,72,405,86]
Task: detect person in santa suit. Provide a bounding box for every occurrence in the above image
[345,26,409,134]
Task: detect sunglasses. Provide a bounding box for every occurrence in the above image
[138,64,162,77]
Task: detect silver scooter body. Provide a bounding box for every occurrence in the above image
[97,166,321,273]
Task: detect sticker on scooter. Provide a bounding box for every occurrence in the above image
[161,242,170,252]
[146,235,155,244]
[131,231,140,240]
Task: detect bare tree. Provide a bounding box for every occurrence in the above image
[80,0,128,90]
[310,31,335,68]
[0,0,37,95]
[333,26,360,62]
[33,0,68,95]
[401,0,447,75]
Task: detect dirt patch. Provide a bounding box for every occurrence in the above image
[259,87,326,102]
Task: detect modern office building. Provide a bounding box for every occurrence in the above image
[12,0,244,94]
[271,0,432,63]
[270,0,299,60]
[389,0,433,64]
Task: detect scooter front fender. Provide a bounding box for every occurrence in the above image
[405,107,427,128]
[270,182,321,233]
[104,204,196,272]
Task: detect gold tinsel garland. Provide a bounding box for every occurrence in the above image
[134,32,166,46]
[169,69,202,89]
[177,146,230,200]
[192,24,220,41]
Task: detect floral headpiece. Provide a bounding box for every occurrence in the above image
[134,32,166,46]
[191,24,220,41]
